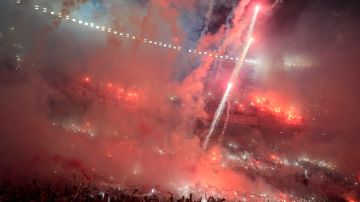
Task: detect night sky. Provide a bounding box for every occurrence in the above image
[0,0,360,200]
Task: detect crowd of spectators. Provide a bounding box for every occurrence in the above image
[0,179,226,202]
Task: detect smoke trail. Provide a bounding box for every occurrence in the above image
[221,0,251,50]
[53,0,89,27]
[200,0,215,37]
[218,101,230,144]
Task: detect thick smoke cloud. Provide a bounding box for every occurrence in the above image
[0,0,278,197]
[254,0,360,173]
[1,0,360,200]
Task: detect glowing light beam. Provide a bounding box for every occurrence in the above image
[203,5,260,150]
[203,82,233,149]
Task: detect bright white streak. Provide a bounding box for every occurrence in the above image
[203,39,253,150]
[203,83,233,149]
[247,5,260,40]
[229,4,260,83]
[229,37,253,82]
[203,6,260,150]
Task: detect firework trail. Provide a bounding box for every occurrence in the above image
[203,82,233,149]
[203,37,253,150]
[247,5,260,40]
[229,5,259,83]
[203,6,259,150]
[218,101,230,144]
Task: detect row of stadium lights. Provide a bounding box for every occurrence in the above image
[17,1,257,64]
[283,62,312,68]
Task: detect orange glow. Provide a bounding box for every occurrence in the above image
[278,192,290,202]
[246,92,303,125]
[238,104,245,111]
[84,76,90,82]
[270,154,280,162]
[209,148,222,163]
[345,191,358,202]
[125,91,139,102]
[79,77,141,104]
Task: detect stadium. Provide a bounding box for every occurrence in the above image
[0,0,360,201]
